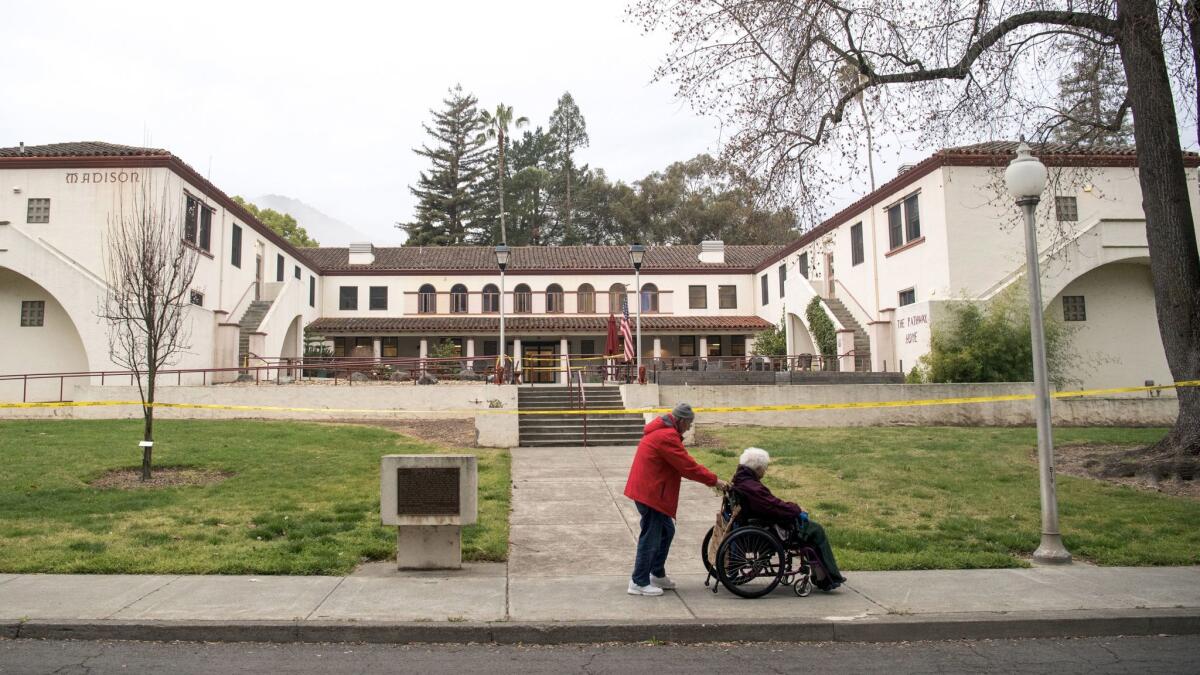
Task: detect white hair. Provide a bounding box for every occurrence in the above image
[739,447,770,473]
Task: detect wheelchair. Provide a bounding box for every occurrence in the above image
[701,489,828,599]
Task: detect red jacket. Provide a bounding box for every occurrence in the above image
[624,414,718,518]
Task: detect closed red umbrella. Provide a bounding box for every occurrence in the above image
[604,314,620,357]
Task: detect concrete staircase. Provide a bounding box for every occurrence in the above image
[237,300,273,372]
[517,387,646,447]
[822,297,871,371]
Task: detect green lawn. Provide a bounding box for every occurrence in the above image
[0,420,509,575]
[694,427,1200,570]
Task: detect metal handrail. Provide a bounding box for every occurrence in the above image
[576,368,588,447]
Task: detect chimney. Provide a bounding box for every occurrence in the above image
[19,142,25,155]
[897,163,916,176]
[698,240,725,264]
[348,242,375,266]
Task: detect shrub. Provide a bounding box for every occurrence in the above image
[752,315,788,356]
[805,297,837,356]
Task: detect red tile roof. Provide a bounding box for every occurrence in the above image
[0,141,171,158]
[306,315,772,334]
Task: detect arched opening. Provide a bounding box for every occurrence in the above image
[577,283,595,313]
[0,267,89,401]
[514,284,532,313]
[546,284,564,314]
[640,283,659,313]
[280,315,302,360]
[482,284,500,313]
[418,284,437,314]
[450,284,468,314]
[608,283,626,314]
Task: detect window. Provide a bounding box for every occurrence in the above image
[450,284,468,313]
[276,254,284,282]
[904,194,921,241]
[333,337,347,357]
[688,285,707,309]
[898,288,916,306]
[731,335,746,357]
[888,203,903,249]
[799,252,809,279]
[231,224,242,267]
[778,264,786,298]
[483,340,498,357]
[640,283,659,313]
[577,284,595,313]
[482,284,500,313]
[708,335,723,356]
[514,284,532,313]
[761,275,769,306]
[369,286,388,311]
[1056,196,1078,222]
[718,285,737,309]
[352,337,372,356]
[26,198,50,224]
[1062,295,1087,321]
[294,265,301,280]
[339,286,358,310]
[418,284,436,314]
[189,290,204,307]
[183,195,212,251]
[608,283,626,313]
[851,222,864,266]
[888,194,922,250]
[679,336,696,358]
[19,300,44,327]
[309,276,316,308]
[381,337,399,358]
[546,284,564,313]
[581,339,595,355]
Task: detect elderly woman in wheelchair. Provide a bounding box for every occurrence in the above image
[702,447,847,598]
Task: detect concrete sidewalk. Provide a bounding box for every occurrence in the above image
[1,445,1198,644]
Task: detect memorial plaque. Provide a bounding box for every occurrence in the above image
[396,467,460,516]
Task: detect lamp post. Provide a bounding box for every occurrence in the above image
[628,243,646,383]
[495,244,510,384]
[1005,142,1071,564]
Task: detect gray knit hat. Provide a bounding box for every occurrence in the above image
[671,402,695,421]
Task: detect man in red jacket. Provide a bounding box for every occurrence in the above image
[623,403,727,596]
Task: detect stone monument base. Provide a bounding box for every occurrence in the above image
[396,525,462,570]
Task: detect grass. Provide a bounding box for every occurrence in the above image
[0,419,509,575]
[694,426,1200,570]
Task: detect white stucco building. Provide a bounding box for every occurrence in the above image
[1,141,1197,401]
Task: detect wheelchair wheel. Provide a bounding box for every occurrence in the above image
[701,527,715,578]
[715,526,786,599]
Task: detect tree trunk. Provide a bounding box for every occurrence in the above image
[1109,0,1200,480]
[141,371,154,481]
[565,161,573,243]
[499,130,507,245]
[1188,0,1200,143]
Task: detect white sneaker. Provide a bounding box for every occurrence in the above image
[650,574,677,590]
[627,580,664,596]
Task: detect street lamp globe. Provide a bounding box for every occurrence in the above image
[494,244,510,271]
[1005,142,1048,199]
[628,243,646,270]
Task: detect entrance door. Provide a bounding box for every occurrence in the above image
[254,254,263,300]
[522,342,558,384]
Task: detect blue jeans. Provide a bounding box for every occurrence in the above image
[631,501,675,586]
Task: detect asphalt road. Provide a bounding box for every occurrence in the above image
[1,635,1198,674]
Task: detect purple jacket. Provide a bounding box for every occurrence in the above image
[731,465,802,524]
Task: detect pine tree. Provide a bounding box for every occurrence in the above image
[402,85,490,245]
[548,92,590,242]
[1051,43,1132,146]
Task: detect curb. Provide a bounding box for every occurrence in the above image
[4,609,1199,645]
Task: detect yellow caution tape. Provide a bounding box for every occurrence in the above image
[1,380,1196,416]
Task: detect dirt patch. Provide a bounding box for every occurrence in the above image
[1051,443,1200,500]
[90,467,233,490]
[330,418,478,448]
[693,427,728,449]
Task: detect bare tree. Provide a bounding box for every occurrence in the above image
[99,180,199,480]
[632,0,1200,478]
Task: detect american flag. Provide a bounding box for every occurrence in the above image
[620,294,634,362]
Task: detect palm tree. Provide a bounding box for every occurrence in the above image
[478,104,529,245]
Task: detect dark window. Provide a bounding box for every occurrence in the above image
[1062,295,1087,321]
[418,284,436,313]
[294,265,301,280]
[189,290,204,306]
[514,284,532,313]
[778,263,787,298]
[707,335,723,356]
[369,286,388,311]
[688,285,707,309]
[275,254,284,282]
[333,337,347,357]
[761,275,769,306]
[731,335,746,357]
[577,284,595,313]
[679,336,696,358]
[640,283,659,313]
[353,337,373,355]
[26,198,49,224]
[184,195,212,251]
[547,284,565,313]
[904,194,921,241]
[483,340,498,356]
[888,204,903,249]
[339,286,357,310]
[482,284,500,313]
[184,195,197,245]
[799,252,809,279]
[851,222,864,265]
[230,224,242,267]
[581,339,596,355]
[451,284,468,313]
[898,288,916,306]
[20,300,45,327]
[608,283,626,313]
[718,285,737,309]
[309,276,315,307]
[381,337,399,358]
[1055,196,1078,222]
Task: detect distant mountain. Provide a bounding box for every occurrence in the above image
[251,194,374,247]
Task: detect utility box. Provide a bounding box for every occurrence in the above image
[380,454,477,569]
